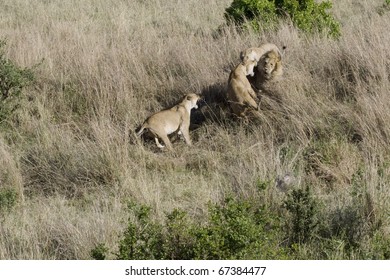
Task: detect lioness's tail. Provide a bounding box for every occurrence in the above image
[135,123,147,137]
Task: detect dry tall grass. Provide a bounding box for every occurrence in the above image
[0,0,389,259]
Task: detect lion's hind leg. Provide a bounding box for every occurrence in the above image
[154,138,165,149]
[158,134,174,151]
[146,127,173,151]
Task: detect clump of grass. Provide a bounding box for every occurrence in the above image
[21,125,118,197]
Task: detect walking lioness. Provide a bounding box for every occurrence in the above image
[136,93,201,151]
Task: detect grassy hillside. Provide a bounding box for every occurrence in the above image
[0,0,389,259]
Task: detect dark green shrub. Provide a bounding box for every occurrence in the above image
[101,196,287,260]
[90,243,108,260]
[224,0,341,38]
[0,40,35,121]
[283,186,319,244]
[164,209,196,259]
[116,203,166,260]
[192,197,286,259]
[277,0,340,37]
[225,0,278,31]
[92,186,388,260]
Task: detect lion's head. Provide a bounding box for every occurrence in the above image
[258,50,282,80]
[244,59,257,77]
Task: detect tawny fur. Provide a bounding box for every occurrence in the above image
[240,43,282,65]
[227,59,259,119]
[241,43,284,90]
[136,93,200,151]
[251,49,283,90]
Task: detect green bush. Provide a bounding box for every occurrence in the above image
[91,181,387,260]
[225,0,341,38]
[225,0,278,31]
[0,39,35,122]
[116,203,166,260]
[163,209,196,259]
[90,243,109,260]
[192,197,286,259]
[94,196,287,260]
[283,186,319,244]
[92,186,389,259]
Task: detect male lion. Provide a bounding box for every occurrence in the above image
[227,59,260,119]
[252,49,283,88]
[136,93,201,151]
[240,43,284,89]
[240,43,282,65]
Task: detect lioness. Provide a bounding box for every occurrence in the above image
[136,93,201,151]
[227,59,259,118]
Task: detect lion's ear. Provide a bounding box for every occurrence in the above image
[277,51,283,61]
[239,51,244,60]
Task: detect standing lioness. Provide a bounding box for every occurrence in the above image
[136,93,201,151]
[227,59,259,118]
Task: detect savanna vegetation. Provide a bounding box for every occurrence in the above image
[0,0,389,259]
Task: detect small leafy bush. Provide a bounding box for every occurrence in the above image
[0,39,34,121]
[90,243,109,260]
[283,186,319,244]
[192,197,286,259]
[163,209,196,259]
[116,203,166,260]
[225,0,341,38]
